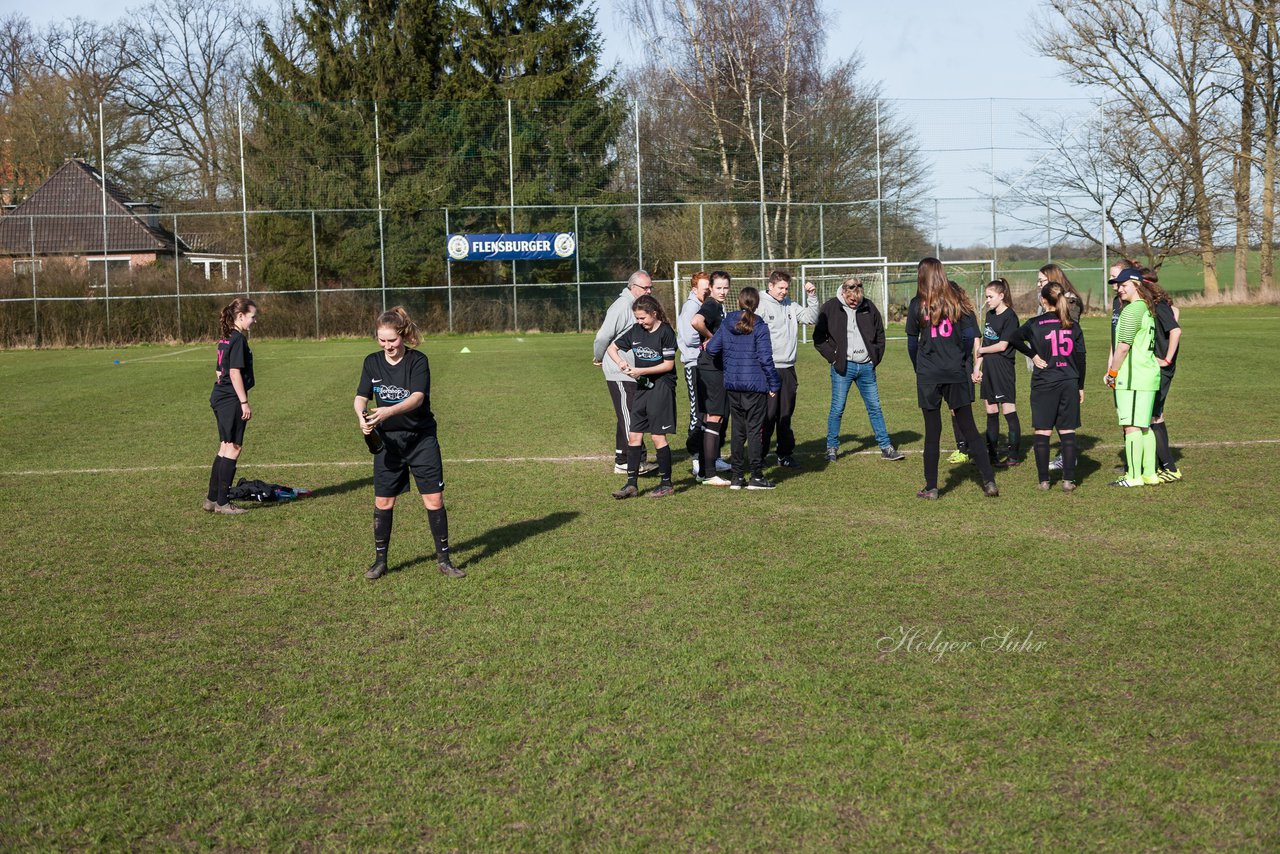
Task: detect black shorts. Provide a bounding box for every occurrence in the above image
[917,380,974,412]
[211,396,247,445]
[631,383,677,434]
[696,367,728,418]
[374,431,444,497]
[1151,369,1175,419]
[980,357,1017,404]
[1030,380,1081,431]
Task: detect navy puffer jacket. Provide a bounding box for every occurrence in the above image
[706,311,781,394]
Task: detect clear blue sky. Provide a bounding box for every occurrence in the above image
[24,0,1087,101]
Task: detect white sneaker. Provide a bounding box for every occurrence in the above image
[714,458,732,472]
[701,475,733,487]
[691,458,701,477]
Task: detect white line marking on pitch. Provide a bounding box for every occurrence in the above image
[114,346,201,364]
[2,441,1277,477]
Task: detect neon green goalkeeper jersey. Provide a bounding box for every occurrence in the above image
[1114,301,1160,392]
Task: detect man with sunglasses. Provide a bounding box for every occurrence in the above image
[594,270,658,475]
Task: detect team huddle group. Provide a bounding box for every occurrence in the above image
[200,255,1181,580]
[591,258,1183,500]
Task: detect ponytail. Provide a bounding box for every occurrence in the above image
[632,294,668,326]
[734,287,760,334]
[985,278,1011,309]
[1041,282,1073,328]
[220,297,257,338]
[376,305,420,347]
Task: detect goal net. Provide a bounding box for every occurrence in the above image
[670,256,886,315]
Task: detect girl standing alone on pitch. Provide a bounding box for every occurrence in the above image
[1011,282,1086,491]
[973,278,1022,466]
[355,306,463,579]
[906,258,998,499]
[205,297,258,515]
[706,287,780,490]
[607,294,679,499]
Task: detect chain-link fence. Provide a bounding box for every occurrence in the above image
[1,97,1133,347]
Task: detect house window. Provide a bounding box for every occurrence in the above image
[87,256,131,286]
[13,259,43,275]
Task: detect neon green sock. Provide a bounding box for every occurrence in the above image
[1125,431,1141,481]
[1141,429,1157,479]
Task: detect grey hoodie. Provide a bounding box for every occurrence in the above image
[757,290,819,368]
[593,289,638,382]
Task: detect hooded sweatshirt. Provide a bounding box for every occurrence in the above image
[593,289,638,382]
[757,290,819,368]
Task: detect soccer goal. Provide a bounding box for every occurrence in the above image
[671,256,887,311]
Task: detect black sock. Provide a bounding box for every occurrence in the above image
[1061,433,1078,481]
[702,423,720,476]
[986,413,1000,447]
[427,506,449,562]
[1005,412,1021,458]
[923,408,941,490]
[207,455,221,502]
[215,457,236,506]
[1034,435,1051,482]
[627,444,643,485]
[373,507,393,562]
[656,445,673,484]
[1151,421,1175,469]
[952,416,967,453]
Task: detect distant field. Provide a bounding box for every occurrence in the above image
[994,251,1263,303]
[2,305,1278,848]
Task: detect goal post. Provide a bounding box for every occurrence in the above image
[671,256,887,313]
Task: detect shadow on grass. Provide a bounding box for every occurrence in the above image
[388,510,581,575]
[307,476,374,499]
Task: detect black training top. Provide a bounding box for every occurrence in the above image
[357,349,435,434]
[1152,301,1180,370]
[211,331,254,404]
[905,297,978,384]
[696,300,725,369]
[983,308,1020,365]
[1013,313,1087,390]
[614,322,677,390]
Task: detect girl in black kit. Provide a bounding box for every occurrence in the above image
[606,294,679,499]
[906,258,998,499]
[205,297,258,515]
[355,307,463,580]
[973,278,1022,466]
[1011,282,1086,491]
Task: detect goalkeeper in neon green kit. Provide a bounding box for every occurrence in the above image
[1105,268,1162,487]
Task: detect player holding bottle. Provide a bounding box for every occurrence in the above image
[1011,282,1086,491]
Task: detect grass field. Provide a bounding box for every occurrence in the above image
[2,306,1279,849]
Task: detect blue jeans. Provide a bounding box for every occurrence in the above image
[827,361,891,449]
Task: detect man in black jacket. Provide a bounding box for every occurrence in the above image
[812,277,905,462]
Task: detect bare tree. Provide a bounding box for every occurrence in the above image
[1034,0,1229,296]
[122,0,256,202]
[0,13,36,99]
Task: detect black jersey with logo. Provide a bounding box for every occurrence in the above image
[905,297,978,384]
[211,331,254,404]
[983,307,1020,364]
[615,322,677,390]
[1013,313,1086,389]
[357,349,435,434]
[696,300,726,369]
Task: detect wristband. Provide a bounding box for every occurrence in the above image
[239,399,249,404]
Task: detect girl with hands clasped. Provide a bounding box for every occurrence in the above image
[972,278,1022,467]
[607,294,679,499]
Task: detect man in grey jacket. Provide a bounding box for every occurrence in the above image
[758,270,819,467]
[593,270,656,474]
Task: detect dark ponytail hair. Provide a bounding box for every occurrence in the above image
[376,305,420,347]
[1041,282,1073,328]
[985,278,1012,309]
[734,287,760,334]
[220,297,257,338]
[632,294,668,326]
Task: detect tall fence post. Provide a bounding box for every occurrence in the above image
[1046,201,1052,264]
[698,203,705,263]
[373,100,388,312]
[99,101,111,342]
[757,96,766,268]
[238,100,251,294]
[574,205,582,333]
[989,98,998,269]
[508,99,518,330]
[634,97,643,269]
[173,214,182,340]
[934,198,941,258]
[444,208,453,333]
[28,215,38,347]
[311,210,320,337]
[875,99,883,258]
